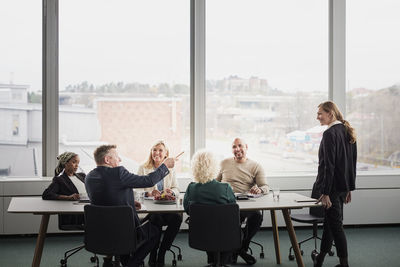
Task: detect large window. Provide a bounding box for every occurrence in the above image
[206,0,328,174]
[347,0,400,172]
[0,0,42,176]
[59,0,190,174]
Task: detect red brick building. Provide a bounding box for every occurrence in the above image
[96,97,183,165]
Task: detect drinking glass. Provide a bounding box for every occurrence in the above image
[272,187,280,201]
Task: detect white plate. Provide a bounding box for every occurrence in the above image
[153,199,176,205]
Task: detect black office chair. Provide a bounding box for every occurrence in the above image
[288,206,335,261]
[58,214,97,267]
[188,203,242,266]
[84,205,138,267]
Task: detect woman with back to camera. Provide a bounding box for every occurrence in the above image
[313,101,357,267]
[42,151,86,226]
[137,140,182,267]
[184,149,236,266]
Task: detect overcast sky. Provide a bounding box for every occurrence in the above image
[1,0,399,93]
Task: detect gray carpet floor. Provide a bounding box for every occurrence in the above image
[0,226,399,267]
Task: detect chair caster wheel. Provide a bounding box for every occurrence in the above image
[301,250,304,256]
[288,254,295,261]
[172,259,177,266]
[328,250,335,256]
[90,256,97,263]
[60,259,67,267]
[177,254,182,261]
[260,252,265,259]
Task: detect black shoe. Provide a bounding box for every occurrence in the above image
[148,249,157,267]
[102,257,114,267]
[239,251,256,265]
[312,252,323,267]
[156,250,165,267]
[231,253,238,264]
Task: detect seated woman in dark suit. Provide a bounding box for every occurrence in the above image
[42,151,86,226]
[184,149,236,266]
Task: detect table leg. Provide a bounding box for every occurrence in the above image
[270,210,281,264]
[32,214,50,267]
[282,209,304,267]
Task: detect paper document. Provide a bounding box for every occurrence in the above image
[235,192,263,198]
[247,193,263,198]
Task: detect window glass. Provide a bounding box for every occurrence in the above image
[0,0,42,177]
[59,0,190,174]
[347,0,400,172]
[206,0,328,174]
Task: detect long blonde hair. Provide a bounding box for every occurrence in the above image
[143,140,170,169]
[318,101,357,144]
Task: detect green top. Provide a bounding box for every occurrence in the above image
[183,179,236,214]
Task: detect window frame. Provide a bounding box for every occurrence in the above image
[42,0,346,176]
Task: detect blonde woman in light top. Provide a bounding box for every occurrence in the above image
[137,140,182,267]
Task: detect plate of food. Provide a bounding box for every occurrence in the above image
[154,194,176,205]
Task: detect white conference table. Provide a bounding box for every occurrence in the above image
[8,193,319,267]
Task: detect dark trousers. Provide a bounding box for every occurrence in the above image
[121,222,161,267]
[240,210,263,251]
[149,213,183,253]
[320,192,348,258]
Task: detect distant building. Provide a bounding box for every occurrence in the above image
[95,97,183,164]
[0,83,101,176]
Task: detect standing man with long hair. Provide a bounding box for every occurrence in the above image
[314,101,357,267]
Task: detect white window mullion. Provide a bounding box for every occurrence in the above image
[42,0,59,176]
[329,0,346,115]
[190,0,206,157]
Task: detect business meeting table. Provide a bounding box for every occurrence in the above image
[8,193,320,267]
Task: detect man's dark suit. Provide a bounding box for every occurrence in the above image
[85,164,170,267]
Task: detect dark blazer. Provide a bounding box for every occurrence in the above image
[42,172,86,227]
[183,179,236,214]
[42,172,86,200]
[315,123,357,195]
[84,164,170,237]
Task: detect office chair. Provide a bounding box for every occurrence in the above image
[58,214,97,267]
[84,205,138,267]
[140,214,183,266]
[188,203,242,266]
[288,206,335,261]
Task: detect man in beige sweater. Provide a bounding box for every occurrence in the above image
[216,137,269,265]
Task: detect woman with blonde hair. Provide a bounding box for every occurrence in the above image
[313,101,357,267]
[137,140,182,267]
[184,149,236,266]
